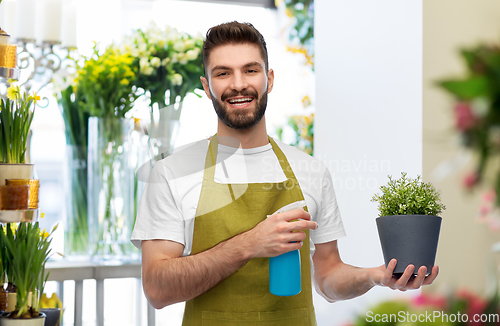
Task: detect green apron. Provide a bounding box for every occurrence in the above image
[182,135,316,326]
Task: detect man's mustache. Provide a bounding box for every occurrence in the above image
[221,90,258,102]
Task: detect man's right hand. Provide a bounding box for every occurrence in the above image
[237,208,318,259]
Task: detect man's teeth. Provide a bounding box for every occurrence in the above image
[228,97,253,105]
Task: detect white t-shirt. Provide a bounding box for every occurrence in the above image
[131,137,346,258]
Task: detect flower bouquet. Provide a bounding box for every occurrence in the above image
[122,22,204,109]
[121,22,204,160]
[76,43,139,258]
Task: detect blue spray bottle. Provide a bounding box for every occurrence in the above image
[269,200,307,296]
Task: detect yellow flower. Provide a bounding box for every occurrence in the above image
[302,96,311,108]
[41,212,45,219]
[39,228,49,239]
[41,293,63,309]
[304,115,311,125]
[29,92,41,103]
[120,79,129,86]
[3,223,18,235]
[6,85,19,101]
[300,128,307,137]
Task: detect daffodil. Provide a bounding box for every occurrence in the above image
[29,92,41,103]
[39,228,49,239]
[302,95,311,108]
[6,84,19,101]
[40,293,63,309]
[1,223,17,235]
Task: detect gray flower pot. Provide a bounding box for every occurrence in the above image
[40,308,61,326]
[376,215,441,275]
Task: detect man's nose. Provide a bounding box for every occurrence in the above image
[230,72,248,91]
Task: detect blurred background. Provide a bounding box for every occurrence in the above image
[2,0,500,325]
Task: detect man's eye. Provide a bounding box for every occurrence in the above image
[247,70,257,73]
[217,72,227,76]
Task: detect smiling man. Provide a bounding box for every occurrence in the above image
[131,21,438,326]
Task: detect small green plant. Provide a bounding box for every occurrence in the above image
[0,83,39,163]
[3,222,57,318]
[371,172,446,217]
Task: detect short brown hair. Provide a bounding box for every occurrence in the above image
[202,21,269,75]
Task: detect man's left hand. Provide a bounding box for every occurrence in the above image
[371,259,439,291]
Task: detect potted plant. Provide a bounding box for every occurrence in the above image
[0,222,55,325]
[371,172,446,275]
[0,83,39,186]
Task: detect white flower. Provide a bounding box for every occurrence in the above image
[183,39,195,50]
[151,57,161,68]
[171,73,183,86]
[143,66,154,76]
[185,48,199,61]
[139,57,149,69]
[139,57,154,75]
[52,70,75,94]
[161,58,170,66]
[171,53,179,63]
[173,40,185,52]
[138,43,147,54]
[471,97,490,118]
[178,53,188,65]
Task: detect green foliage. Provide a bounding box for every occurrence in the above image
[3,222,55,318]
[437,44,500,206]
[371,172,446,217]
[283,0,314,50]
[55,84,89,255]
[277,113,314,156]
[354,300,409,326]
[0,86,37,163]
[279,0,314,67]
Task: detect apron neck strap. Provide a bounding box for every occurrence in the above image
[203,134,298,182]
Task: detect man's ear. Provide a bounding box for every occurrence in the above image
[267,68,275,93]
[200,76,211,99]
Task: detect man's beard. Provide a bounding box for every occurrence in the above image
[210,88,268,130]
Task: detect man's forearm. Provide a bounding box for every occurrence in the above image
[316,264,376,303]
[144,236,251,308]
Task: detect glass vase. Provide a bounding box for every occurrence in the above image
[88,117,137,260]
[63,145,89,257]
[146,101,183,161]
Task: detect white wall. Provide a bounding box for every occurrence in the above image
[314,1,422,325]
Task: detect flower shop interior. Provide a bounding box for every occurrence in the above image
[0,0,499,325]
